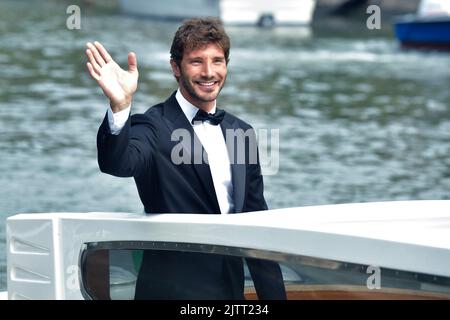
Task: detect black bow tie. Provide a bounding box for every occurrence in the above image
[192,109,225,125]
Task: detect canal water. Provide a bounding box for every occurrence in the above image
[0,0,449,290]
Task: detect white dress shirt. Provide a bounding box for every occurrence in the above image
[107,89,234,214]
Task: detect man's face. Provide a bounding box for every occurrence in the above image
[171,43,227,111]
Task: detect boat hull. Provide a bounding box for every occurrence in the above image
[394,16,450,50]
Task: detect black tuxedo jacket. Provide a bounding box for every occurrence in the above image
[97,91,286,299]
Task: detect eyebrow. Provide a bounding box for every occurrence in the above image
[187,56,225,62]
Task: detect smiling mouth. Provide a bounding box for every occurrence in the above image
[195,81,219,88]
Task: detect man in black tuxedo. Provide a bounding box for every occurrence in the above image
[86,18,286,300]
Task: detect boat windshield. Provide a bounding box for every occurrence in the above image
[79,241,450,300]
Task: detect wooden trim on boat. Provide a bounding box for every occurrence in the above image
[244,284,450,300]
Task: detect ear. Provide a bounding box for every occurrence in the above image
[170,59,181,78]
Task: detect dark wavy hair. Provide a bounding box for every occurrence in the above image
[170,18,230,67]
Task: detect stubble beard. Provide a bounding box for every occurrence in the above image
[180,73,227,105]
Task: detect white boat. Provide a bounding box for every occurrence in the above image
[394,0,450,50]
[2,200,450,300]
[118,0,317,26]
[417,0,450,17]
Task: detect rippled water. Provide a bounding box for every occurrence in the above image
[1,0,449,290]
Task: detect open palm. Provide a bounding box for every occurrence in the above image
[86,41,138,112]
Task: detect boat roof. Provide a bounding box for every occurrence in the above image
[12,200,450,248]
[9,200,450,278]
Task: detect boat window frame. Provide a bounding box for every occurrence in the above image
[78,240,450,300]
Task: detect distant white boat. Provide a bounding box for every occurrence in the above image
[2,200,450,300]
[418,0,450,17]
[118,0,317,26]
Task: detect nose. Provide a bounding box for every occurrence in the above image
[201,61,213,79]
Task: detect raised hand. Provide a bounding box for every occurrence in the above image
[86,41,139,113]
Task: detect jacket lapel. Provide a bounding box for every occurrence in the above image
[163,92,221,213]
[221,114,246,213]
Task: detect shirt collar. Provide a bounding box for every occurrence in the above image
[175,89,217,124]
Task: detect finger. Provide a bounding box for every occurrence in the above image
[86,49,102,72]
[94,41,112,63]
[86,42,106,67]
[128,52,138,73]
[90,58,102,75]
[86,62,100,81]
